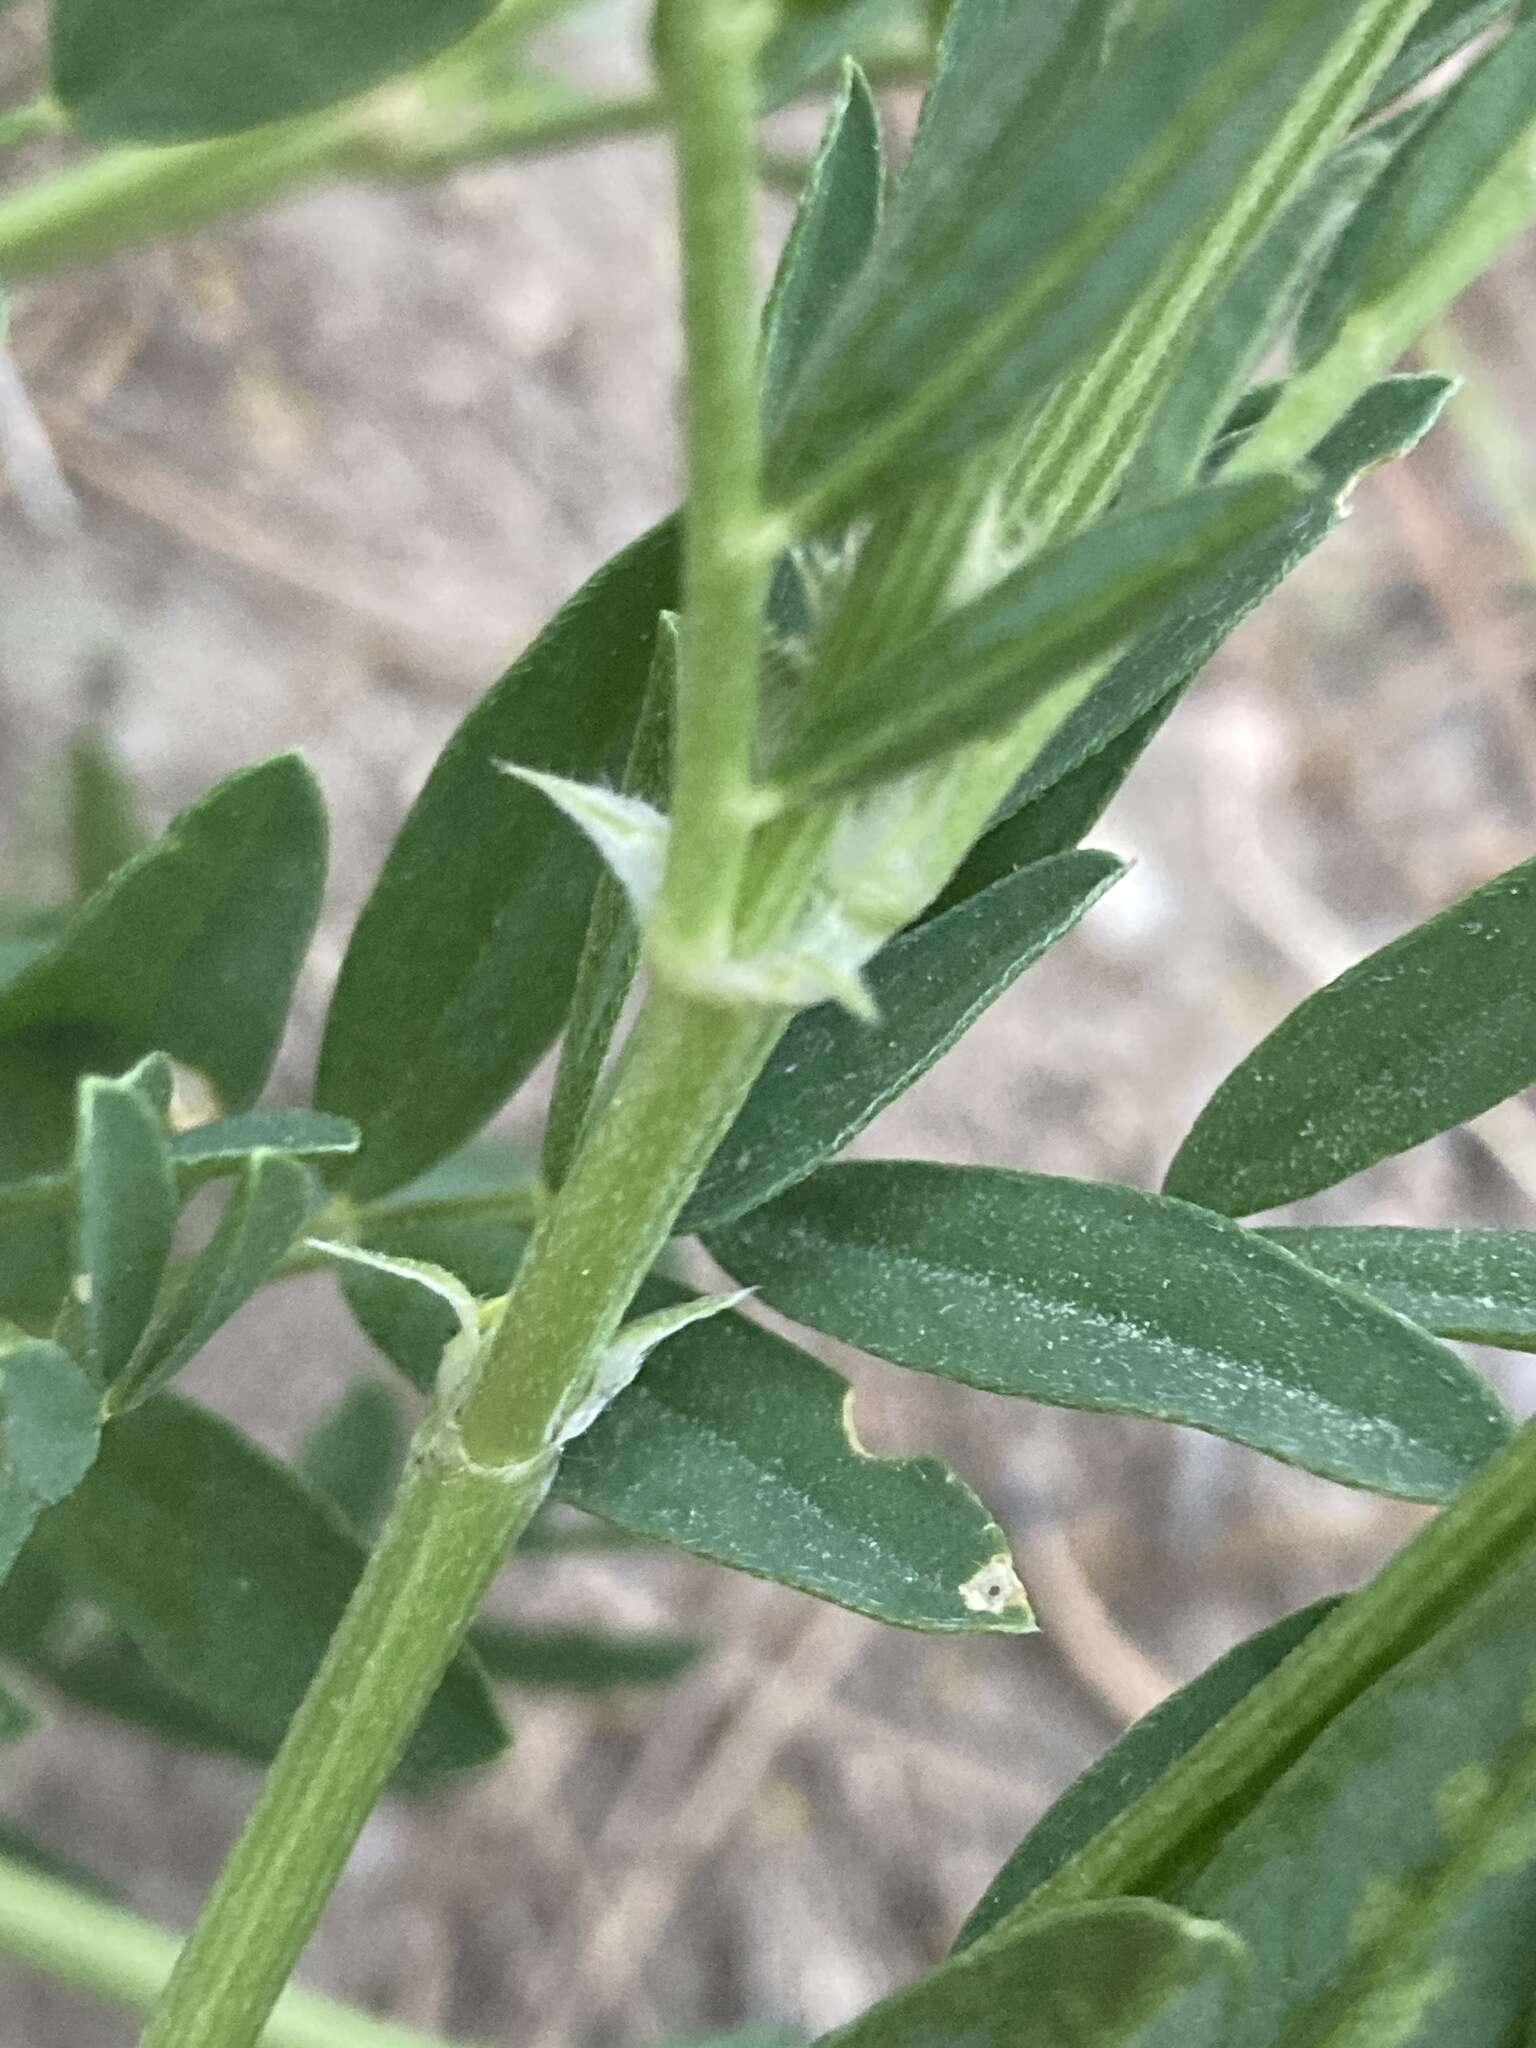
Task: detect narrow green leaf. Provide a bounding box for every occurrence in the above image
[1173,1529,1536,2047]
[109,1150,314,1410]
[66,731,149,901]
[772,477,1305,798]
[74,1074,176,1385]
[767,0,1424,513]
[0,1337,100,1585]
[758,0,907,110]
[955,1601,1337,1951]
[318,522,676,1201]
[711,1162,1512,1502]
[1264,1227,1536,1353]
[818,1900,1248,2048]
[1362,0,1512,117]
[761,62,884,438]
[0,753,325,1119]
[1165,855,1536,1217]
[169,1108,359,1186]
[556,1285,1034,1634]
[1293,102,1437,369]
[298,1381,405,1538]
[1125,140,1389,503]
[470,1621,705,1691]
[31,1395,506,1778]
[682,850,1123,1231]
[933,375,1454,860]
[340,1201,528,1393]
[52,0,500,143]
[27,1630,273,1767]
[1302,13,1536,372]
[542,616,676,1193]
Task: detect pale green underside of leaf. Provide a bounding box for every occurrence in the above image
[1165,853,1536,1216]
[710,1161,1511,1502]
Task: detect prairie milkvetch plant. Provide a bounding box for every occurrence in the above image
[0,0,1535,2044]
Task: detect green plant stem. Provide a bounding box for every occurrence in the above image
[0,99,66,151]
[138,1427,555,2048]
[973,1413,1536,1947]
[0,1856,466,2048]
[656,0,780,965]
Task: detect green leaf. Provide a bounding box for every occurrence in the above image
[1165,854,1536,1217]
[766,0,1421,513]
[66,730,149,901]
[947,375,1454,856]
[1124,140,1389,503]
[108,1149,315,1411]
[771,477,1305,798]
[955,1601,1337,1951]
[0,1676,40,1743]
[27,1629,273,1767]
[318,522,676,1201]
[52,0,501,143]
[73,1073,177,1385]
[340,1199,528,1393]
[681,850,1123,1230]
[470,1620,705,1690]
[1361,0,1513,121]
[298,1381,405,1538]
[556,1285,1034,1634]
[761,62,884,438]
[758,0,907,109]
[30,1395,505,1779]
[0,753,325,1121]
[1170,1521,1536,2046]
[1264,1227,1536,1354]
[0,1336,100,1585]
[710,1162,1512,1502]
[169,1108,360,1186]
[542,615,676,1193]
[1302,14,1536,370]
[817,1899,1248,2048]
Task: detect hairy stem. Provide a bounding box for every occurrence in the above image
[139,1428,556,2048]
[656,0,779,964]
[0,1856,463,2048]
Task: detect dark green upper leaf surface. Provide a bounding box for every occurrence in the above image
[1165,855,1536,1217]
[711,1163,1511,1502]
[0,754,325,1120]
[1265,1226,1536,1353]
[52,0,500,142]
[556,1287,1033,1634]
[681,851,1122,1231]
[0,1336,100,1585]
[767,0,1407,511]
[819,1899,1248,2048]
[74,1074,177,1387]
[761,61,883,440]
[32,1395,505,1778]
[773,477,1304,797]
[956,1601,1337,1951]
[318,521,676,1201]
[1176,1529,1536,2048]
[470,1620,704,1691]
[110,1149,315,1410]
[979,376,1453,837]
[298,1381,405,1538]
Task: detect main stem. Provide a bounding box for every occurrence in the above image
[657,0,778,964]
[139,6,783,2037]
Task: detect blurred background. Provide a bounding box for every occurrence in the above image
[1,2,1535,2041]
